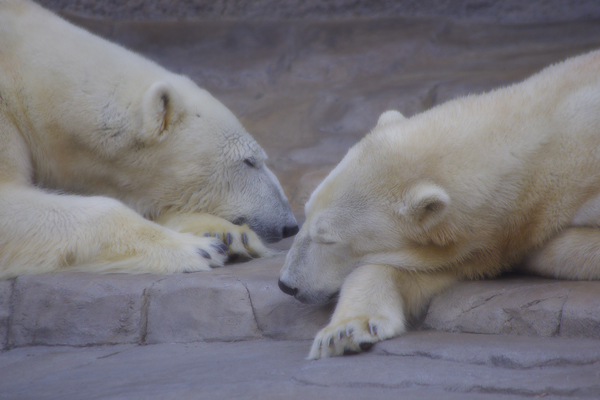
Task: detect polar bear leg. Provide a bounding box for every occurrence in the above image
[155,212,273,260]
[521,227,600,280]
[0,185,228,279]
[308,265,458,359]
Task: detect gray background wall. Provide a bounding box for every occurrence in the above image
[37,0,600,23]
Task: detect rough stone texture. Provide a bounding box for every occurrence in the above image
[560,282,600,339]
[227,253,334,339]
[421,276,600,339]
[37,0,600,24]
[2,257,598,348]
[0,344,137,399]
[8,273,160,347]
[0,281,13,351]
[146,252,333,342]
[145,273,261,343]
[0,333,599,399]
[376,331,600,370]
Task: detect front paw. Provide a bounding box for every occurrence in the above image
[203,225,272,260]
[168,234,229,272]
[90,229,229,274]
[193,236,230,268]
[156,213,273,261]
[308,315,405,360]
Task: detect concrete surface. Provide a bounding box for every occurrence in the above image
[0,333,599,399]
[1,8,600,399]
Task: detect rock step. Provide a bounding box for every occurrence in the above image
[423,275,600,340]
[2,333,600,399]
[0,253,598,350]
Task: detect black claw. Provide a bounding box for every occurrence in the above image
[212,242,229,255]
[197,249,211,260]
[370,324,378,336]
[242,232,248,246]
[359,342,373,352]
[226,233,232,246]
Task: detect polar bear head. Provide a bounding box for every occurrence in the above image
[279,110,457,303]
[59,74,297,243]
[136,78,299,242]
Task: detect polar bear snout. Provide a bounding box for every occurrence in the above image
[229,164,299,243]
[278,276,337,305]
[282,224,300,238]
[278,279,298,296]
[278,279,339,305]
[245,212,298,243]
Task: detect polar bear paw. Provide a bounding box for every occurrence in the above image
[307,315,405,360]
[203,225,272,260]
[76,229,229,275]
[186,236,230,270]
[145,232,230,273]
[156,212,273,261]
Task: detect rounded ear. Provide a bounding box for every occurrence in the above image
[376,110,405,128]
[141,82,185,143]
[398,182,450,228]
[311,216,338,244]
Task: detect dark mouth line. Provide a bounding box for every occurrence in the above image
[293,291,340,305]
[327,291,340,304]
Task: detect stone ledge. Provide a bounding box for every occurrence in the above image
[0,252,333,349]
[0,253,598,349]
[422,276,600,339]
[2,333,600,399]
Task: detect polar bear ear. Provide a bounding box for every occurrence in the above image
[376,110,405,128]
[141,82,185,143]
[398,182,450,227]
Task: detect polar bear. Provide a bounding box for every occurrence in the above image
[279,49,600,359]
[0,0,298,279]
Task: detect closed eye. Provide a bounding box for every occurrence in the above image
[314,236,337,245]
[244,158,255,168]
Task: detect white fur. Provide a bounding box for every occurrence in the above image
[0,0,297,278]
[280,49,600,359]
[375,110,406,127]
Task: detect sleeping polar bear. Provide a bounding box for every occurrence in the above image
[0,0,298,279]
[279,49,600,359]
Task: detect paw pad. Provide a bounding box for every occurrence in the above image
[359,342,373,351]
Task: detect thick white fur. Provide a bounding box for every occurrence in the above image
[0,0,297,278]
[280,49,600,359]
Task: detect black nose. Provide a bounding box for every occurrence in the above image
[282,225,299,238]
[278,279,298,296]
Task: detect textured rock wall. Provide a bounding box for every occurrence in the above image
[37,0,600,22]
[1,255,598,349]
